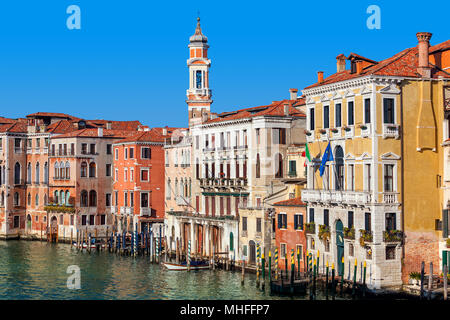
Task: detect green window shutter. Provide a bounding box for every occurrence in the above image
[443,209,449,238]
[443,250,448,272]
[294,215,298,230]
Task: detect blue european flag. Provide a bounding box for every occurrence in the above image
[319,142,334,176]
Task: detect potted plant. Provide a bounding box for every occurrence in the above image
[343,226,355,240]
[304,129,312,136]
[383,230,403,242]
[318,224,330,242]
[319,129,327,134]
[359,124,367,130]
[305,222,315,234]
[331,127,339,133]
[359,229,373,247]
[343,125,352,132]
[409,271,421,286]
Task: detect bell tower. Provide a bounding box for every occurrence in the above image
[187,17,212,127]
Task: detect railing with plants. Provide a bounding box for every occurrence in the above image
[343,226,355,240]
[318,224,330,242]
[359,229,373,247]
[305,222,315,234]
[44,204,75,213]
[383,230,403,242]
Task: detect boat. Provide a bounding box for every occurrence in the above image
[163,261,210,271]
[72,241,105,249]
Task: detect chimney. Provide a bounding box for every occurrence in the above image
[106,122,112,130]
[284,103,290,116]
[317,71,324,84]
[416,32,432,78]
[336,54,346,72]
[98,127,103,137]
[356,60,364,74]
[289,88,298,100]
[162,127,167,136]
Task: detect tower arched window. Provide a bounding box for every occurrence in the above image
[54,162,59,179]
[35,162,40,184]
[27,163,32,184]
[14,162,21,185]
[59,161,65,179]
[81,162,87,177]
[80,190,88,207]
[66,190,70,205]
[196,70,202,89]
[65,161,70,179]
[89,190,97,207]
[54,190,59,204]
[89,162,96,178]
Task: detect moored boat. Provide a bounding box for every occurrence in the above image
[163,261,209,271]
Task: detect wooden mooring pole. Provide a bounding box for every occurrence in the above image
[444,264,448,301]
[420,261,425,300]
[352,258,357,298]
[428,262,433,300]
[331,263,336,300]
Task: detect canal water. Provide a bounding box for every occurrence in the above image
[0,240,343,300]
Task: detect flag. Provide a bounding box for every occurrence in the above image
[319,142,334,176]
[304,143,311,167]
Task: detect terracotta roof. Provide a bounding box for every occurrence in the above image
[47,120,78,134]
[52,128,139,140]
[0,116,17,124]
[85,119,142,131]
[204,98,306,124]
[26,112,81,120]
[116,127,185,144]
[304,41,450,90]
[0,122,28,133]
[347,52,377,64]
[273,197,306,207]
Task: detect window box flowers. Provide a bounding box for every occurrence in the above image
[359,229,373,247]
[319,129,327,134]
[318,224,330,242]
[383,230,403,243]
[304,130,312,136]
[359,124,368,130]
[343,126,352,132]
[305,222,315,234]
[331,128,339,133]
[343,226,355,240]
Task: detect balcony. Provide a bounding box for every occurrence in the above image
[383,230,403,243]
[359,124,371,137]
[330,127,342,139]
[319,129,329,141]
[176,196,191,206]
[383,192,398,204]
[301,189,372,206]
[306,131,314,143]
[383,123,400,139]
[343,126,354,139]
[111,206,118,214]
[140,207,152,216]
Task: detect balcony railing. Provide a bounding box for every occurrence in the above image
[360,124,371,137]
[343,126,354,139]
[140,207,151,216]
[383,230,403,242]
[301,189,371,205]
[383,192,398,204]
[383,123,400,139]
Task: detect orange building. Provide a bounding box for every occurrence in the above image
[273,197,307,271]
[112,127,178,234]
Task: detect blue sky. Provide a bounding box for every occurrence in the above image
[0,0,448,127]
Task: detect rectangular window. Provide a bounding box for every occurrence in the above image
[281,243,287,258]
[278,213,287,229]
[365,212,371,231]
[296,245,303,260]
[114,168,118,182]
[219,197,224,216]
[324,209,329,226]
[130,168,134,181]
[335,103,341,127]
[386,212,396,231]
[114,191,118,206]
[294,214,303,230]
[106,193,111,207]
[256,128,260,144]
[130,192,134,207]
[115,148,118,160]
[309,208,314,223]
[347,101,354,125]
[13,216,20,228]
[141,147,151,159]
[90,144,96,155]
[323,105,329,129]
[129,147,134,159]
[242,217,247,231]
[386,245,396,260]
[89,215,95,225]
[348,211,354,229]
[288,160,297,176]
[70,215,74,226]
[364,98,371,124]
[384,164,394,192]
[256,218,262,233]
[348,164,354,191]
[211,196,216,216]
[106,144,112,155]
[106,164,111,177]
[141,169,149,182]
[124,148,128,160]
[70,143,75,155]
[365,164,371,191]
[383,98,395,124]
[81,215,87,225]
[141,193,149,208]
[124,192,128,207]
[124,168,128,182]
[100,215,106,225]
[309,108,315,130]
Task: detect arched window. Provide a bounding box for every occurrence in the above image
[65,161,70,179]
[275,153,283,178]
[35,194,39,206]
[27,163,32,184]
[54,162,60,179]
[13,192,19,206]
[60,190,65,205]
[44,193,48,205]
[59,161,65,179]
[80,190,88,207]
[89,190,97,207]
[89,162,96,178]
[14,162,21,184]
[175,179,178,197]
[27,193,31,206]
[54,190,59,204]
[335,146,344,190]
[81,162,87,177]
[44,162,48,184]
[66,190,70,205]
[35,162,40,184]
[256,154,261,178]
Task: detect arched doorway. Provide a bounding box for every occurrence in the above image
[50,216,58,242]
[249,240,256,264]
[26,214,32,233]
[336,219,344,276]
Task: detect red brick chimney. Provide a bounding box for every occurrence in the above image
[356,60,364,74]
[416,32,432,78]
[289,88,298,100]
[317,71,324,84]
[336,54,346,72]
